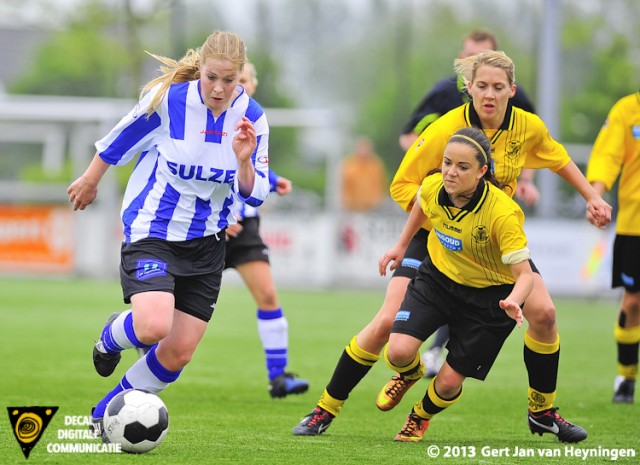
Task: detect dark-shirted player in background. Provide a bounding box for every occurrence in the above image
[380,127,532,442]
[226,62,309,398]
[400,29,539,377]
[399,29,535,151]
[586,90,640,404]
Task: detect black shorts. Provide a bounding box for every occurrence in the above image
[224,216,270,269]
[120,235,225,322]
[612,234,640,292]
[392,228,430,279]
[392,257,516,380]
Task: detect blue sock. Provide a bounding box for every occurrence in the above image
[92,346,181,419]
[257,308,288,380]
[100,310,154,354]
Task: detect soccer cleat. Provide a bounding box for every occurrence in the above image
[293,407,334,436]
[421,347,444,378]
[527,407,588,443]
[376,369,423,411]
[394,412,430,442]
[269,372,309,398]
[89,408,108,443]
[92,312,122,377]
[613,375,635,404]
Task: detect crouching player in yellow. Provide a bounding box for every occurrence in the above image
[378,127,533,441]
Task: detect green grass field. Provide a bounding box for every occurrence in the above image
[0,277,637,464]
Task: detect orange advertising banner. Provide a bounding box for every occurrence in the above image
[0,205,74,274]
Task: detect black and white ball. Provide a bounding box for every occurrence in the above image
[103,389,169,454]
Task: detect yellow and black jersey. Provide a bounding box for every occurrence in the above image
[419,174,529,288]
[586,92,640,236]
[392,103,572,214]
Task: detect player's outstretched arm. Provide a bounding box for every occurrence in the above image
[555,161,612,228]
[67,153,111,211]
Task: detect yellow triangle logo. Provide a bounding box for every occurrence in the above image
[7,406,58,459]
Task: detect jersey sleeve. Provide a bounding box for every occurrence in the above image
[492,206,530,265]
[96,86,163,166]
[391,118,452,213]
[586,101,626,190]
[521,114,571,172]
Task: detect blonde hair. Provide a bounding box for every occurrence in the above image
[141,30,247,117]
[243,61,258,88]
[453,50,515,88]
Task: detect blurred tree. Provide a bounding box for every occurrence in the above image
[8,0,180,98]
[560,15,639,143]
[8,5,129,97]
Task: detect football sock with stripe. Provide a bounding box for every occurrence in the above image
[383,347,424,381]
[257,308,288,380]
[322,336,380,414]
[615,312,640,380]
[416,376,462,419]
[524,330,559,412]
[92,345,181,419]
[97,310,154,354]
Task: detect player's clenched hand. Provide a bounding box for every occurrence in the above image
[499,299,523,327]
[225,222,243,240]
[586,197,612,229]
[378,244,406,277]
[275,177,293,196]
[515,181,539,206]
[67,176,98,211]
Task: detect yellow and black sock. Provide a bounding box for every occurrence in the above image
[615,312,640,380]
[383,346,424,380]
[524,331,559,412]
[416,376,462,420]
[322,336,380,415]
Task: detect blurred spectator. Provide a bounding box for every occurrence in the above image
[340,137,388,212]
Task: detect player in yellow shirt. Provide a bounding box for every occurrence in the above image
[586,91,640,403]
[293,50,609,443]
[380,127,532,441]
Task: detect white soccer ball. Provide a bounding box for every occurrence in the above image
[103,389,169,454]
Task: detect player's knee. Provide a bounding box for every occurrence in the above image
[434,373,462,398]
[135,319,172,345]
[385,345,414,367]
[170,349,193,369]
[622,291,640,315]
[524,301,556,332]
[156,345,193,371]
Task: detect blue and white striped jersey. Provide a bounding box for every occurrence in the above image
[96,80,270,243]
[232,169,278,220]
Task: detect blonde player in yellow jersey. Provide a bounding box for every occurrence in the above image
[586,91,640,404]
[294,50,609,442]
[379,127,532,441]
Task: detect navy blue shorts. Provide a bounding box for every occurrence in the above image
[120,235,225,322]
